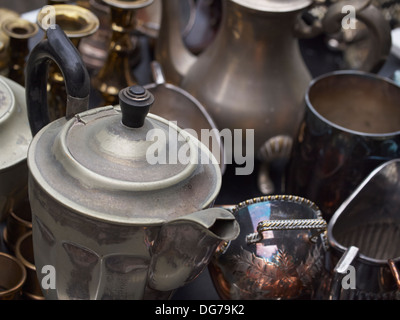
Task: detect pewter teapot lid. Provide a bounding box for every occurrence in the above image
[56,85,216,190]
[0,76,31,170]
[232,0,312,12]
[26,25,221,225]
[28,84,221,225]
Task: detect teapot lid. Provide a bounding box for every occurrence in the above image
[0,76,31,170]
[232,0,312,12]
[28,86,221,225]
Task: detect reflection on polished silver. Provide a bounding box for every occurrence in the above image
[286,71,400,221]
[257,135,293,194]
[317,159,400,299]
[210,195,328,300]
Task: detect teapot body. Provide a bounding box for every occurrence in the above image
[24,24,239,301]
[182,0,312,154]
[28,110,235,300]
[31,177,166,300]
[31,173,231,300]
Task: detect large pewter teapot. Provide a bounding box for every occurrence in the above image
[25,26,239,300]
[157,0,391,187]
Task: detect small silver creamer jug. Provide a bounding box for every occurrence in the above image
[317,159,400,300]
[209,195,328,300]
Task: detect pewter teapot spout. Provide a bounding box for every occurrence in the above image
[149,207,239,292]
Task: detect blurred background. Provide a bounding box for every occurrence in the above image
[0,0,46,14]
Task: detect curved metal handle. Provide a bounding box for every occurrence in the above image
[26,25,90,136]
[246,218,327,245]
[322,0,392,73]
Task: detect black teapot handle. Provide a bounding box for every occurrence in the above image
[26,25,90,136]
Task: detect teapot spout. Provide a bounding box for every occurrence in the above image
[148,208,239,292]
[180,207,240,241]
[155,0,197,85]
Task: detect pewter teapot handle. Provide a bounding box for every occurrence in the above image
[26,25,90,136]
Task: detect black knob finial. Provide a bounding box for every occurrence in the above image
[118,85,155,128]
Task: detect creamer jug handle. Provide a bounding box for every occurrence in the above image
[26,25,90,136]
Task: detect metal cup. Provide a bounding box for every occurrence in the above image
[286,71,400,221]
[0,252,26,300]
[15,231,45,300]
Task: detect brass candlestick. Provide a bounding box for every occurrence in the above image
[0,8,21,76]
[37,4,99,120]
[2,18,39,86]
[92,0,153,106]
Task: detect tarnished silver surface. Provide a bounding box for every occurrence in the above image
[286,71,400,221]
[24,25,240,300]
[28,105,239,299]
[209,195,328,300]
[30,180,239,299]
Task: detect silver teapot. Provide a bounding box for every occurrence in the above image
[0,75,31,222]
[25,25,239,300]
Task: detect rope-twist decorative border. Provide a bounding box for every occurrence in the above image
[257,219,327,232]
[232,195,323,218]
[246,218,327,244]
[235,195,328,245]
